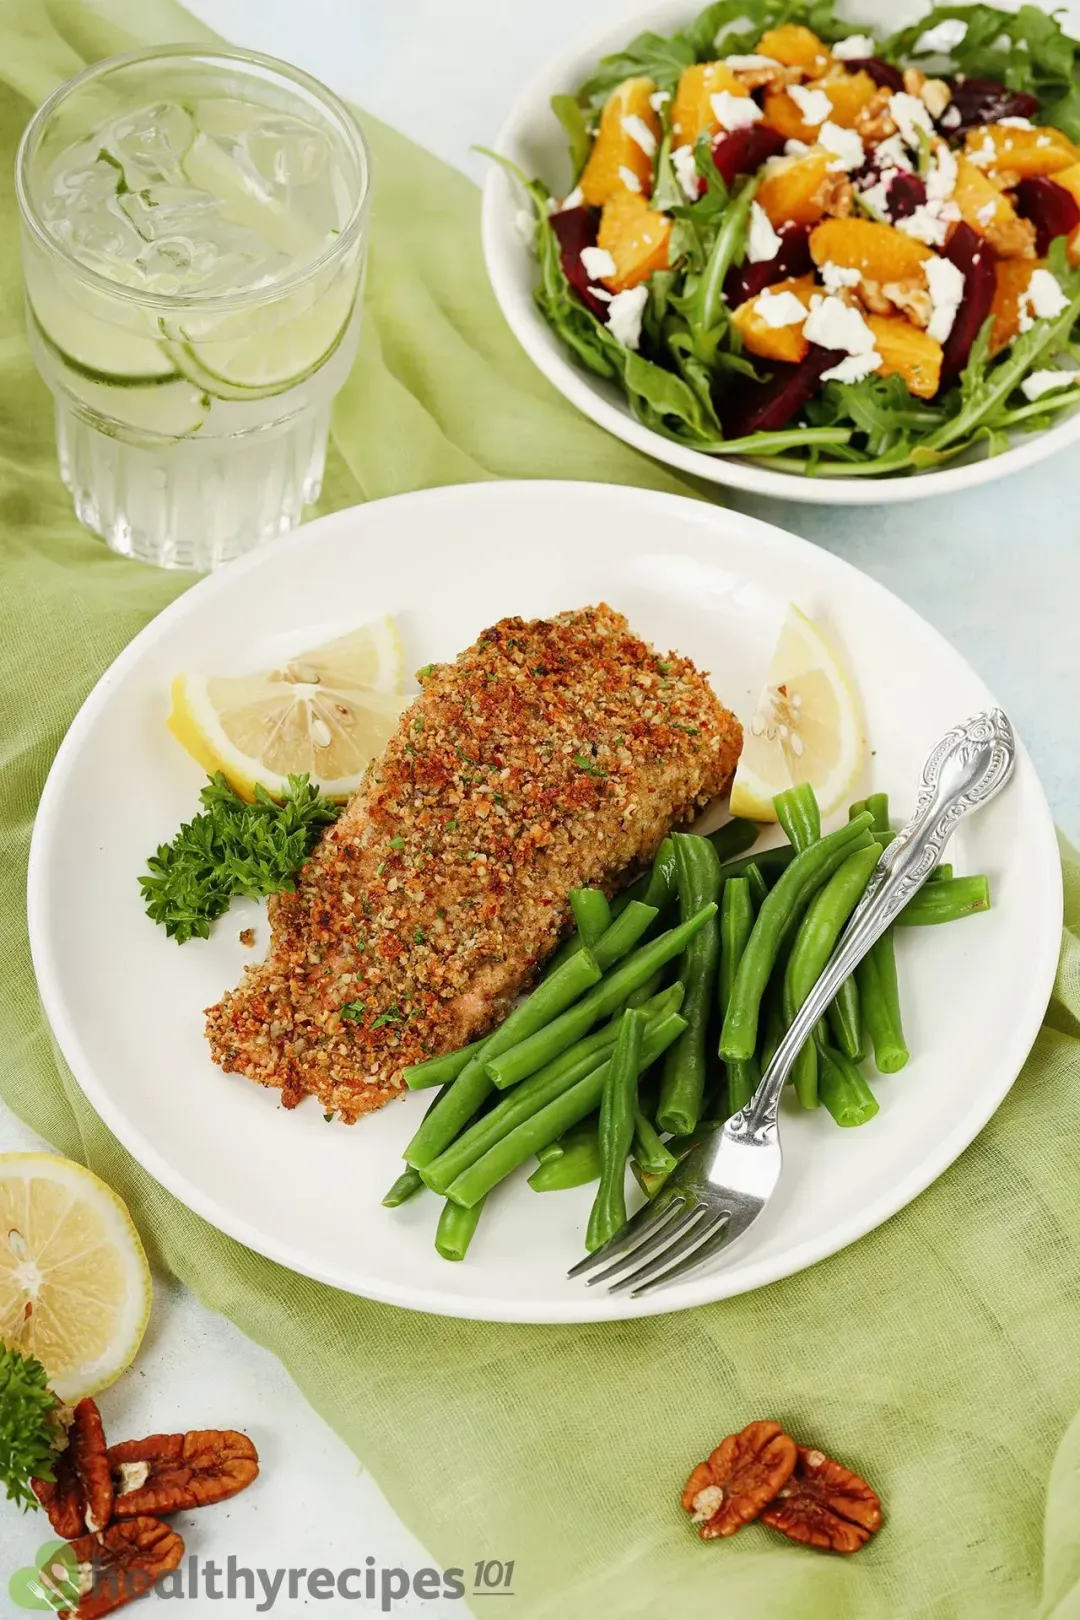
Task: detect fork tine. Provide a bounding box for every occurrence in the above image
[584,1203,702,1288]
[629,1214,742,1297]
[566,1191,685,1279]
[605,1208,718,1294]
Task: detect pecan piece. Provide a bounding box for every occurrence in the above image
[108,1429,258,1516]
[761,1444,883,1553]
[32,1399,113,1538]
[681,1420,797,1539]
[57,1517,184,1618]
[856,89,897,143]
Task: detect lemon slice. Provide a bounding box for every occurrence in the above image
[0,1154,151,1401]
[730,604,864,821]
[168,619,411,801]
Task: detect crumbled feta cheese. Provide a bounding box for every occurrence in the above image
[858,167,901,218]
[1018,268,1069,332]
[966,135,997,169]
[617,165,643,193]
[606,284,649,348]
[1021,368,1080,400]
[874,133,914,172]
[976,198,997,226]
[671,143,701,200]
[621,114,657,158]
[724,53,783,70]
[915,17,968,53]
[804,294,877,354]
[514,209,536,247]
[821,261,862,295]
[580,246,616,281]
[746,201,782,263]
[832,34,877,61]
[998,116,1034,129]
[819,120,865,172]
[557,186,583,212]
[590,287,613,302]
[784,138,811,157]
[926,143,958,202]
[649,90,670,112]
[711,91,763,131]
[754,288,809,328]
[940,104,962,130]
[925,255,965,342]
[889,92,934,149]
[821,350,883,383]
[789,83,832,127]
[895,202,950,247]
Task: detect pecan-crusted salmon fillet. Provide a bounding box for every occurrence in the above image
[205,605,741,1121]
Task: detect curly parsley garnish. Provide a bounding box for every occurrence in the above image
[0,1346,61,1511]
[139,773,342,944]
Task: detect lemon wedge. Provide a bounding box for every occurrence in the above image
[168,619,412,801]
[730,604,864,821]
[0,1154,152,1401]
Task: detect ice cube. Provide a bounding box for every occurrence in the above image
[104,102,195,186]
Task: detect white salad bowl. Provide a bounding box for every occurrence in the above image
[481,0,1080,504]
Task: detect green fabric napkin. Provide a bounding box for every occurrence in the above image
[3,3,1080,1615]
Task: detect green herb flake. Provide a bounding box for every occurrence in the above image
[340,1000,366,1022]
[417,663,437,679]
[574,754,608,778]
[372,1004,405,1029]
[324,1112,335,1122]
[390,837,406,850]
[413,928,426,944]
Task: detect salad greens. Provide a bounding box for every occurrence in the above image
[0,1345,60,1512]
[508,0,1080,478]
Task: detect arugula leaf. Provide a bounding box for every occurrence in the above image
[140,773,342,943]
[550,94,591,179]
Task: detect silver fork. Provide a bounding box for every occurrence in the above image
[569,709,1016,1299]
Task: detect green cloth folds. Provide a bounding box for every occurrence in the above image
[2,3,1080,1615]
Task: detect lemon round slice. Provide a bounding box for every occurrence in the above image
[730,604,864,821]
[168,619,411,801]
[0,1154,152,1401]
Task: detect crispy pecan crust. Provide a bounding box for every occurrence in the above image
[57,1518,184,1618]
[761,1445,883,1553]
[108,1429,259,1516]
[681,1420,798,1540]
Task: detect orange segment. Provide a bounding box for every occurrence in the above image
[964,123,1080,182]
[763,70,876,143]
[810,217,933,283]
[757,24,832,74]
[1051,162,1080,263]
[732,274,815,362]
[756,147,832,227]
[597,189,672,290]
[866,314,943,399]
[670,62,749,147]
[989,257,1039,353]
[579,77,660,206]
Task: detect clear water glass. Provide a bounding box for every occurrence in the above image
[16,47,370,569]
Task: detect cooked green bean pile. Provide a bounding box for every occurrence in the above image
[385,784,991,1261]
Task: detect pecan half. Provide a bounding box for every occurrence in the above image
[32,1399,113,1538]
[108,1429,259,1516]
[681,1420,797,1539]
[856,89,897,143]
[761,1444,883,1553]
[57,1518,184,1619]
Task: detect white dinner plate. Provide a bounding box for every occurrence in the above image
[481,0,1080,504]
[28,481,1061,1321]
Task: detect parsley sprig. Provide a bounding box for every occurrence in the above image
[0,1345,61,1511]
[139,773,342,944]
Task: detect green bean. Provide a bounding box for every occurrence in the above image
[435,1195,486,1260]
[721,844,795,883]
[743,860,769,909]
[718,875,758,1118]
[448,1013,688,1208]
[586,1009,645,1250]
[592,901,659,971]
[403,1037,486,1091]
[719,813,875,1062]
[633,1108,678,1177]
[856,932,909,1074]
[865,792,890,836]
[486,902,716,1089]
[727,1052,760,1115]
[382,1167,424,1207]
[897,875,990,925]
[626,968,666,1008]
[926,862,953,884]
[783,842,883,1108]
[639,837,678,911]
[708,817,759,864]
[403,946,603,1169]
[760,982,786,1072]
[535,1141,563,1164]
[570,887,612,947]
[849,799,867,821]
[528,1134,601,1191]
[534,1115,597,1167]
[423,986,684,1194]
[818,1045,880,1128]
[826,977,864,1062]
[774,783,821,855]
[657,835,722,1136]
[631,1160,668,1200]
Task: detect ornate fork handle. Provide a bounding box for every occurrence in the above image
[731,709,1016,1144]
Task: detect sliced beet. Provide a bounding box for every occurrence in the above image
[842,56,904,93]
[938,221,997,391]
[712,124,786,188]
[946,77,1040,133]
[887,170,928,220]
[1015,175,1080,256]
[723,223,812,306]
[549,205,609,319]
[721,345,845,438]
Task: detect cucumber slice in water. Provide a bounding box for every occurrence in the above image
[181,132,325,260]
[29,276,174,382]
[63,372,209,437]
